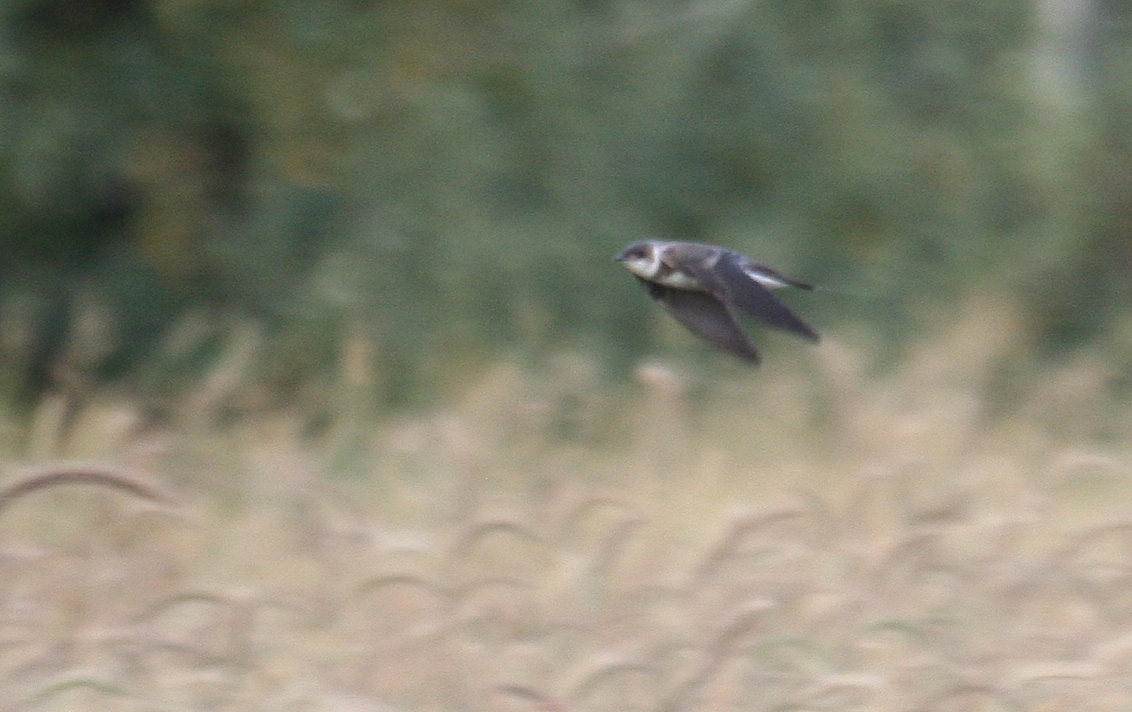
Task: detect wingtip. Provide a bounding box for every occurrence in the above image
[733,344,762,365]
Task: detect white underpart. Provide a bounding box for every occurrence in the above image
[621,251,664,280]
[743,266,789,289]
[645,248,716,290]
[654,269,702,290]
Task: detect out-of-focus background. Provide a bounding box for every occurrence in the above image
[2,1,1132,710]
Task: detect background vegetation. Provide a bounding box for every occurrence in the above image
[2,0,1130,404]
[1,0,1131,709]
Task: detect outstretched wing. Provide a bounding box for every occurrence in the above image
[684,253,819,342]
[640,279,760,363]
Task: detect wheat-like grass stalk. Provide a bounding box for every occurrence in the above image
[1011,660,1105,685]
[131,589,271,673]
[1055,522,1132,570]
[1091,627,1132,672]
[867,531,965,608]
[692,508,810,585]
[11,669,131,712]
[796,672,887,709]
[587,515,645,588]
[565,653,653,708]
[445,518,544,586]
[0,463,176,516]
[558,495,636,541]
[493,684,568,711]
[450,519,542,557]
[451,576,534,607]
[921,683,1016,711]
[787,486,840,545]
[353,573,446,599]
[655,601,775,712]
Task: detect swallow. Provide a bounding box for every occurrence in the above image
[614,240,818,364]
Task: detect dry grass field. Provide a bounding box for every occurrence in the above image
[2,296,1132,711]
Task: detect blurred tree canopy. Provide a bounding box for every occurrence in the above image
[0,0,1129,407]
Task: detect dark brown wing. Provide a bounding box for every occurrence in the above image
[684,253,819,341]
[641,279,760,363]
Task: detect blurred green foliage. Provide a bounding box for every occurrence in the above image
[0,0,1129,407]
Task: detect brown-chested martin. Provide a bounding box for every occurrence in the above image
[615,240,819,364]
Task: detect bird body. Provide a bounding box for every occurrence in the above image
[615,240,818,364]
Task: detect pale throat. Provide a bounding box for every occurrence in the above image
[626,254,702,290]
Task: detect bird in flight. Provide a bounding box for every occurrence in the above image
[615,240,819,364]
